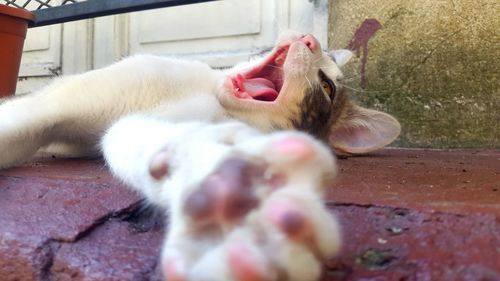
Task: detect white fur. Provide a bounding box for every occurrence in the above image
[102,115,340,281]
[0,31,399,168]
[0,55,227,168]
[0,31,401,280]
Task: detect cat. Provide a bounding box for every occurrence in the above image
[0,31,400,280]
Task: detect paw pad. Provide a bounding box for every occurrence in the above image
[163,257,187,281]
[228,244,267,281]
[271,137,314,162]
[184,158,264,226]
[149,150,170,180]
[265,199,311,242]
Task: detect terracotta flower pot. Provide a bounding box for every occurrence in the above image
[0,4,34,97]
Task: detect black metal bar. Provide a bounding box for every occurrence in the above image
[30,0,218,27]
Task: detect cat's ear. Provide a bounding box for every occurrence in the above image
[329,104,401,154]
[329,49,353,67]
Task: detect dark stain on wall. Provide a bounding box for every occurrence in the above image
[347,18,381,89]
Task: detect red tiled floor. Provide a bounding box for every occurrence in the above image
[0,149,499,280]
[332,149,500,214]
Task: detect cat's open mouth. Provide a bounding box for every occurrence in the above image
[230,46,288,102]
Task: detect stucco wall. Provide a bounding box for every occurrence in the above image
[328,0,499,148]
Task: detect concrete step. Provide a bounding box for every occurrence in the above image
[0,149,498,280]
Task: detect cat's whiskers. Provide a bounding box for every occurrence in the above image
[264,64,283,70]
[340,77,357,82]
[310,65,338,70]
[305,76,313,90]
[312,56,324,64]
[336,81,386,94]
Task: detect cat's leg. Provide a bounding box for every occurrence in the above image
[0,94,60,168]
[163,133,340,281]
[0,75,119,168]
[0,94,98,168]
[101,115,239,207]
[102,115,340,281]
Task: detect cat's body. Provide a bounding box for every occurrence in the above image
[0,55,226,166]
[0,31,400,280]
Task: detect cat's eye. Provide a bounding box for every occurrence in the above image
[321,81,332,94]
[321,79,336,100]
[318,70,336,101]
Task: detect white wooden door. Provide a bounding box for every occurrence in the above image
[18,0,329,93]
[17,24,61,94]
[125,0,329,67]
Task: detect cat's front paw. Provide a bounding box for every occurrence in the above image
[159,131,340,281]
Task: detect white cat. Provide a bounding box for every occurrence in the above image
[0,31,400,280]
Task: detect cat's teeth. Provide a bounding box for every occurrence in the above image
[274,48,288,66]
[275,55,286,66]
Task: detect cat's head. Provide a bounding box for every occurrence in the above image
[218,31,400,154]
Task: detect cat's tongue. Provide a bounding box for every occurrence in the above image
[241,77,278,101]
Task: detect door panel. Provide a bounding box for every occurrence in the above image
[136,0,261,44]
[17,0,329,93]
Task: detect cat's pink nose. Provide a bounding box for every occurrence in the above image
[301,34,319,52]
